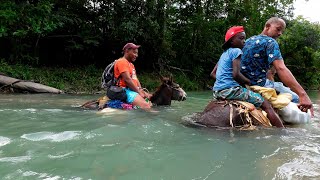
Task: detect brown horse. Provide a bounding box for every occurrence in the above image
[81,77,187,110]
[183,100,272,129]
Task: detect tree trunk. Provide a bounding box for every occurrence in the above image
[0,75,63,94]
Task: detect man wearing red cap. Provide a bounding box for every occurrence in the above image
[113,43,152,109]
[241,17,314,116]
[212,26,284,127]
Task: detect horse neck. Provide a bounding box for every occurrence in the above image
[150,85,172,106]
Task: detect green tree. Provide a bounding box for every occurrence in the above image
[3,0,317,90]
[0,0,64,64]
[279,17,320,89]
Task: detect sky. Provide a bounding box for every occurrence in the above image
[293,0,320,23]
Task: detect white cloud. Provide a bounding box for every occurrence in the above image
[293,0,320,22]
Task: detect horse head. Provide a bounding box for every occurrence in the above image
[150,76,187,106]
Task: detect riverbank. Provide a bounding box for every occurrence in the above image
[0,61,211,94]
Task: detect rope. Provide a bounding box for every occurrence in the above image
[142,88,149,93]
[229,103,234,127]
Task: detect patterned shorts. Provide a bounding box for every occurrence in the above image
[213,86,264,107]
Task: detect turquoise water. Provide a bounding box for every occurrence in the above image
[0,91,319,179]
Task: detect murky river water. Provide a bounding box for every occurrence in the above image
[0,91,319,180]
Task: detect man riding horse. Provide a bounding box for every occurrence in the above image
[241,17,314,116]
[211,26,284,127]
[82,42,187,111]
[194,18,313,129]
[110,43,152,110]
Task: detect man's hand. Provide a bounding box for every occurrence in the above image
[273,60,314,117]
[138,89,152,99]
[144,92,152,99]
[298,94,314,117]
[138,90,146,98]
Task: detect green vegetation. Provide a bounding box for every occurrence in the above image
[279,17,320,89]
[0,60,207,93]
[0,0,319,93]
[0,60,101,93]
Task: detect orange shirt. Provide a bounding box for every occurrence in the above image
[114,58,139,88]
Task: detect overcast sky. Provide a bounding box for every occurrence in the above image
[293,0,320,22]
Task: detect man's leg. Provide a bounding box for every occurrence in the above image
[219,86,284,128]
[260,100,284,127]
[125,88,151,109]
[244,88,284,128]
[132,95,152,109]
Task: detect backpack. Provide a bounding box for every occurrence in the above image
[101,60,117,89]
[101,60,127,102]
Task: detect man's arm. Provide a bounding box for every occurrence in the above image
[136,78,152,99]
[232,57,251,86]
[120,71,145,97]
[273,59,314,115]
[210,64,218,79]
[132,76,152,99]
[136,80,142,89]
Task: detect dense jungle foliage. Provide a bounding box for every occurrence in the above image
[0,0,319,92]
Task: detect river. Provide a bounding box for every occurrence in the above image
[0,91,319,179]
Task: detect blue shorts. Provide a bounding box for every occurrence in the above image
[124,88,138,104]
[213,86,264,107]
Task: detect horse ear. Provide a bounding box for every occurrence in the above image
[159,74,164,81]
[169,74,173,82]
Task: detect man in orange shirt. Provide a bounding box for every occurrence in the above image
[114,43,152,109]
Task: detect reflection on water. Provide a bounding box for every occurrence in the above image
[0,92,319,179]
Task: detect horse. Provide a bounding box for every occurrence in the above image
[183,100,273,130]
[81,77,187,110]
[183,98,311,130]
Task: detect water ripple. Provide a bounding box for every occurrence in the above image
[44,109,64,112]
[18,170,82,180]
[107,124,120,128]
[84,132,101,139]
[25,108,37,113]
[21,131,81,142]
[262,147,281,159]
[0,155,31,163]
[102,143,120,147]
[0,136,11,147]
[293,143,320,154]
[275,157,320,179]
[48,151,74,159]
[3,169,83,179]
[273,136,320,179]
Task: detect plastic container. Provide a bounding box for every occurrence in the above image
[278,102,311,124]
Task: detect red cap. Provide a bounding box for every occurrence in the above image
[224,26,244,42]
[122,43,140,51]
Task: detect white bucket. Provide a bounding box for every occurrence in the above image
[278,102,311,124]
